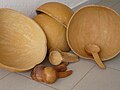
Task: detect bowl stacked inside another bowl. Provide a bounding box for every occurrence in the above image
[34,2,74,52]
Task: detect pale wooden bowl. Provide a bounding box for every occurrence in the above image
[34,13,70,52]
[36,2,74,27]
[67,5,120,68]
[0,8,47,72]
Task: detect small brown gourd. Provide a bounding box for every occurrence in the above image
[31,64,73,84]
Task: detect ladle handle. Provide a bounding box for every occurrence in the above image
[92,52,105,69]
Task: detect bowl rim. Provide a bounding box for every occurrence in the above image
[36,2,74,28]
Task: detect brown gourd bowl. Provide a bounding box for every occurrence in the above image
[0,8,47,72]
[34,13,70,52]
[36,2,74,28]
[67,5,120,68]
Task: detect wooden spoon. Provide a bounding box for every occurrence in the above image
[85,44,105,69]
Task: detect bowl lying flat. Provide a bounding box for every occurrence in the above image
[0,8,47,72]
[34,13,70,52]
[36,2,74,27]
[67,5,120,61]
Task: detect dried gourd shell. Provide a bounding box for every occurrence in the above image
[67,5,120,68]
[36,2,74,27]
[34,13,70,52]
[0,8,47,72]
[49,48,79,65]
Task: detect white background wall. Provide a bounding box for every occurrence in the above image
[0,0,88,18]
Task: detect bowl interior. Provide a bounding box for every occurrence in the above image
[67,5,120,61]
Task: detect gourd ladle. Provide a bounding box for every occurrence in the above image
[85,44,105,68]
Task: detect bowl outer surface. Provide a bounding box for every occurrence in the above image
[34,13,70,52]
[67,5,120,61]
[0,8,47,72]
[36,2,74,27]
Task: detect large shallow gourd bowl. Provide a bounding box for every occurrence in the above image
[0,8,47,72]
[67,5,120,68]
[34,13,70,52]
[36,2,74,27]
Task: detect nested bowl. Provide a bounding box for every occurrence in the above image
[0,8,47,72]
[34,13,70,52]
[36,2,74,27]
[67,5,120,68]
